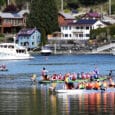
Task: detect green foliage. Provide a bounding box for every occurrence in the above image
[0,33,4,37]
[0,0,5,5]
[3,4,18,12]
[109,25,115,38]
[111,4,115,14]
[27,0,59,45]
[55,0,61,11]
[0,34,5,42]
[79,0,108,6]
[0,0,5,10]
[15,0,31,10]
[64,0,79,9]
[90,25,115,41]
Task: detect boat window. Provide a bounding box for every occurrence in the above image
[8,45,14,48]
[16,49,26,53]
[4,45,7,48]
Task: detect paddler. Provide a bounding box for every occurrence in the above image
[108,70,112,78]
[86,82,93,90]
[100,80,107,91]
[65,73,74,89]
[31,74,37,83]
[108,78,115,87]
[79,82,85,89]
[41,67,48,80]
[93,80,100,90]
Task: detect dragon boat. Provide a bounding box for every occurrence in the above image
[38,76,108,84]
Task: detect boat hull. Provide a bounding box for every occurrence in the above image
[0,69,8,71]
[41,52,52,56]
[0,43,34,60]
[38,79,88,84]
[38,77,107,84]
[0,55,34,60]
[55,88,115,94]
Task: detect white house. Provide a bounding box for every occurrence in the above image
[59,19,106,40]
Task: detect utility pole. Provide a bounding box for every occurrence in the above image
[7,0,10,5]
[109,0,111,15]
[61,0,63,12]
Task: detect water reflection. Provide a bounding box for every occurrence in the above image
[56,92,115,115]
[0,84,115,115]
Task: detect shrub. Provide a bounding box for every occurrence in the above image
[0,33,4,37]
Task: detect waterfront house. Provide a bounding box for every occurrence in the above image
[17,28,41,50]
[62,19,106,40]
[48,12,76,40]
[82,12,101,19]
[58,12,76,26]
[49,19,106,40]
[0,10,29,34]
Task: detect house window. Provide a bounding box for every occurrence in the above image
[79,34,83,37]
[69,26,71,30]
[69,34,71,37]
[27,36,29,39]
[64,26,68,30]
[81,26,83,29]
[86,34,89,37]
[65,34,68,37]
[76,27,79,29]
[32,42,34,45]
[21,42,23,46]
[86,26,89,30]
[75,34,78,37]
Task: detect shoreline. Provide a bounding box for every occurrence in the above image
[30,50,113,55]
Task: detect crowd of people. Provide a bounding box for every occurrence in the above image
[31,66,114,91]
[41,66,100,81]
[63,71,114,90]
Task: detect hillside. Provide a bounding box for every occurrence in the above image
[0,0,115,14]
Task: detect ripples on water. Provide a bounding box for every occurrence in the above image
[0,54,115,75]
[0,54,115,115]
[0,85,115,115]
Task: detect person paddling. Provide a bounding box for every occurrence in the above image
[65,73,74,89]
[41,67,48,80]
[108,70,112,78]
[31,74,37,84]
[100,80,107,91]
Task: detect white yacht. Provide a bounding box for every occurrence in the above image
[0,43,34,60]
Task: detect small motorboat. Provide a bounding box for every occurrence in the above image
[40,45,52,56]
[0,64,8,71]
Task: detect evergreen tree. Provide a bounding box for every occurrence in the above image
[0,0,5,8]
[27,0,59,45]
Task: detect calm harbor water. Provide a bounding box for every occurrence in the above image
[0,54,115,115]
